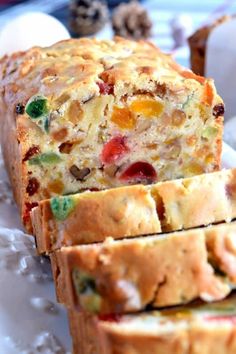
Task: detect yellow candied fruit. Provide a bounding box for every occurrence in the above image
[151,155,160,162]
[130,99,164,118]
[146,143,158,150]
[47,179,64,194]
[205,153,215,164]
[183,162,204,176]
[111,106,136,129]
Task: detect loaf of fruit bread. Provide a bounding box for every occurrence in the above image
[68,294,236,354]
[188,15,232,76]
[51,221,236,314]
[0,37,224,232]
[32,168,236,254]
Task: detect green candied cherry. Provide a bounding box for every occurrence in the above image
[72,269,101,313]
[25,94,50,133]
[201,126,218,140]
[50,196,75,221]
[28,152,62,165]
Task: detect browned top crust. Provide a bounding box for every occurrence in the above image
[0,36,213,107]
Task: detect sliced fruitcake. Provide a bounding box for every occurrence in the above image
[51,221,236,314]
[68,293,236,354]
[0,37,224,232]
[32,168,236,254]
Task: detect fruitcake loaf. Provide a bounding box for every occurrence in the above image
[68,294,236,354]
[32,168,236,254]
[0,37,224,232]
[188,15,232,76]
[51,221,236,314]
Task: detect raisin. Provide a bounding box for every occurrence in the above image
[15,103,25,115]
[119,161,157,183]
[69,165,91,181]
[26,177,40,196]
[213,103,225,117]
[23,146,40,162]
[23,202,38,225]
[101,136,129,164]
[97,81,114,95]
[98,314,121,322]
[52,127,68,141]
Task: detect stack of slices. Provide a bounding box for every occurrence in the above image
[1,36,235,353]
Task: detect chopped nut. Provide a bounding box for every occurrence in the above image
[59,141,74,154]
[69,165,91,181]
[52,127,68,141]
[104,164,119,177]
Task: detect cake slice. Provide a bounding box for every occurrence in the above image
[0,37,223,232]
[51,222,236,314]
[188,15,232,76]
[32,168,236,254]
[68,294,236,354]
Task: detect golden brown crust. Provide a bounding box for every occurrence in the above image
[51,222,236,314]
[32,185,161,253]
[32,168,236,254]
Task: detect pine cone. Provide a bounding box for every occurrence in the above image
[112,1,152,40]
[69,0,109,36]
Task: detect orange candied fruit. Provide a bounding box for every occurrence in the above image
[129,99,164,118]
[47,179,64,194]
[111,106,136,129]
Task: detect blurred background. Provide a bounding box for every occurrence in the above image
[0,0,236,66]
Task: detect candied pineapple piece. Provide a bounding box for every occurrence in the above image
[130,99,164,118]
[48,179,64,194]
[111,106,136,129]
[183,162,204,176]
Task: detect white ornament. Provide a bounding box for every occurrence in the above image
[0,12,70,57]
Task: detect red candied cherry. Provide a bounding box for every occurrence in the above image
[119,161,157,183]
[97,81,114,95]
[101,136,129,164]
[204,315,236,324]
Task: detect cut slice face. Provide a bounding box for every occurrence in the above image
[31,168,236,254]
[68,293,236,354]
[0,37,223,232]
[51,221,236,315]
